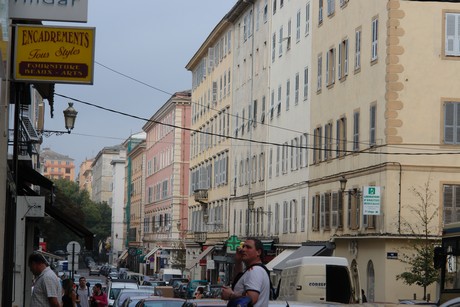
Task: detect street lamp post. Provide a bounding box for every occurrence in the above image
[37,102,78,137]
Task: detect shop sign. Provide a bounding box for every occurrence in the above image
[14,25,95,84]
[226,235,241,254]
[363,186,381,215]
[9,0,88,23]
[207,260,215,270]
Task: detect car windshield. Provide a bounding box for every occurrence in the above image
[110,288,121,300]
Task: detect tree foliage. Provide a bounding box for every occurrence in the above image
[39,179,111,254]
[396,177,441,300]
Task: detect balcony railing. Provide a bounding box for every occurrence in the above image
[194,189,208,203]
[193,231,207,243]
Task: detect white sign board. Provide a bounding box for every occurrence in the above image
[207,260,215,270]
[9,0,88,23]
[67,255,79,271]
[362,186,381,215]
[66,241,81,254]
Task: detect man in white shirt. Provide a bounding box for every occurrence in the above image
[28,252,61,307]
[76,276,90,307]
[221,238,270,307]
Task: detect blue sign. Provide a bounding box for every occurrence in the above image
[62,262,68,271]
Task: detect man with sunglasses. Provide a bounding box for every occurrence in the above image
[222,238,270,307]
[28,252,61,307]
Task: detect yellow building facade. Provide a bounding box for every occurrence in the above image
[309,0,460,302]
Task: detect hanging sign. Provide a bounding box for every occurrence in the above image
[14,25,95,84]
[9,0,88,23]
[362,186,381,215]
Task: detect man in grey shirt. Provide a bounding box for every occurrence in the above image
[222,238,270,307]
[28,253,61,307]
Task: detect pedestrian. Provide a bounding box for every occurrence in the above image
[76,276,90,307]
[221,237,270,307]
[62,278,77,307]
[28,252,62,307]
[89,283,108,307]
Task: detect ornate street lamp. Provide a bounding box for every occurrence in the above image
[63,102,78,133]
[339,176,348,192]
[38,102,78,137]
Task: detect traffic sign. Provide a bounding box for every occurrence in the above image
[66,241,81,254]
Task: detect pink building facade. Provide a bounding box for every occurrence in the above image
[142,91,191,274]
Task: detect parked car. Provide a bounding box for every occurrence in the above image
[134,297,185,307]
[89,265,100,276]
[174,283,188,298]
[169,278,189,290]
[142,280,166,287]
[185,280,209,299]
[182,299,227,307]
[119,295,151,307]
[106,279,139,306]
[112,288,155,307]
[205,284,223,298]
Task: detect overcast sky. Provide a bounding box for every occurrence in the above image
[42,1,236,174]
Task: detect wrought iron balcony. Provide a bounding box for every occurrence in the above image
[193,231,207,244]
[194,189,208,204]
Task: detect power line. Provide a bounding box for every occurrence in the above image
[95,60,415,150]
[55,93,460,156]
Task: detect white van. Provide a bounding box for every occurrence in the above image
[278,257,361,304]
[106,279,139,306]
[159,268,182,284]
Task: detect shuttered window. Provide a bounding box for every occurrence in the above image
[446,13,460,56]
[444,185,460,224]
[312,195,320,231]
[353,111,360,151]
[444,102,460,144]
[371,18,378,61]
[370,105,377,146]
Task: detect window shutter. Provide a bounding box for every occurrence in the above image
[444,185,454,224]
[446,14,458,55]
[338,43,342,79]
[344,39,349,75]
[445,102,455,143]
[312,196,317,230]
[332,192,338,228]
[325,52,329,85]
[320,194,325,229]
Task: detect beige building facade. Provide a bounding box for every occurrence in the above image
[186,6,234,282]
[309,0,460,302]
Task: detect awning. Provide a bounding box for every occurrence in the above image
[118,250,128,262]
[187,246,215,270]
[17,162,54,192]
[143,247,161,261]
[13,160,95,250]
[45,203,94,250]
[265,249,296,271]
[272,245,327,271]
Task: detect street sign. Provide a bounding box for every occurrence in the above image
[66,241,81,254]
[362,186,381,215]
[226,235,241,254]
